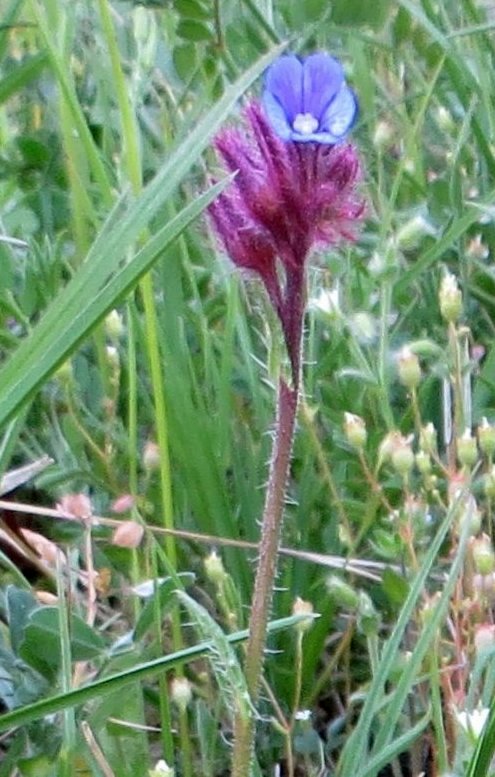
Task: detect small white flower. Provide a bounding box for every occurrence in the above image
[455,707,489,740]
[310,287,341,318]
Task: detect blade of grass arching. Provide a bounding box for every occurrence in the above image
[0,613,304,732]
[466,698,495,777]
[338,499,459,774]
[0,45,283,421]
[0,180,228,428]
[368,516,470,765]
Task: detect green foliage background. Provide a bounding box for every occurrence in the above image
[1,0,495,775]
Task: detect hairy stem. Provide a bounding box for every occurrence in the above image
[232,375,300,776]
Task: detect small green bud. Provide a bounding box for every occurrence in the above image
[457,429,478,469]
[204,551,227,585]
[292,597,315,633]
[420,422,437,455]
[105,309,124,341]
[472,535,495,576]
[170,677,192,711]
[439,272,462,323]
[415,450,432,474]
[373,120,394,150]
[143,441,161,471]
[357,591,379,636]
[436,106,455,133]
[478,418,495,458]
[343,412,367,449]
[105,345,120,371]
[420,592,442,624]
[458,495,482,536]
[390,434,415,476]
[397,345,421,389]
[55,360,73,386]
[327,575,359,610]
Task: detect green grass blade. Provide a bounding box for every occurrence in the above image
[0,178,229,427]
[0,614,304,732]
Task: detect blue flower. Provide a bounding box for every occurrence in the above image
[262,52,358,144]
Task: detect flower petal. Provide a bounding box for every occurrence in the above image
[264,54,303,122]
[262,89,293,140]
[302,53,344,119]
[320,85,358,140]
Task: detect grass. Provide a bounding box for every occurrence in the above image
[1,0,495,775]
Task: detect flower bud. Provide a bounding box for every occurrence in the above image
[457,429,478,469]
[143,441,161,471]
[397,346,421,389]
[473,572,495,600]
[343,412,367,449]
[204,551,227,585]
[472,535,495,576]
[458,495,481,536]
[292,597,314,633]
[436,106,455,133]
[326,575,359,610]
[439,272,462,323]
[111,494,135,514]
[111,520,144,548]
[55,360,73,386]
[420,592,442,625]
[149,760,174,777]
[474,623,495,655]
[106,345,120,371]
[415,450,431,474]
[105,309,124,341]
[478,418,495,458]
[57,493,92,520]
[419,422,437,455]
[373,120,394,150]
[466,235,489,261]
[391,434,415,476]
[357,591,379,636]
[170,677,192,711]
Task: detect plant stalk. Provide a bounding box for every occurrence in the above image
[232,374,300,776]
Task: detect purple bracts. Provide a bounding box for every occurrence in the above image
[209,56,364,380]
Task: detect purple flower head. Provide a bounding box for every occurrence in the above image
[262,53,358,144]
[209,53,364,381]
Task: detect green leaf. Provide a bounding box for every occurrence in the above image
[6,586,38,655]
[176,19,211,40]
[19,606,106,672]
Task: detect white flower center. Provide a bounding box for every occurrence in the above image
[292,112,318,135]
